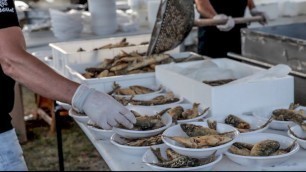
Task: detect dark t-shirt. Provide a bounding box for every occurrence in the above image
[198,0,248,57]
[0,0,20,133]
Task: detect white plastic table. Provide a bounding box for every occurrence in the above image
[76,121,306,171]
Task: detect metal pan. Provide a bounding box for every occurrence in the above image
[147,0,264,56]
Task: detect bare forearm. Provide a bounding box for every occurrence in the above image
[248,0,256,10]
[195,0,217,18]
[0,27,79,104]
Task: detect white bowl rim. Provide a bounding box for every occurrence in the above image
[162,122,239,152]
[224,133,300,160]
[110,133,164,149]
[69,109,89,119]
[87,123,113,133]
[287,125,306,143]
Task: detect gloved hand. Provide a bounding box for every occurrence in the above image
[72,85,136,130]
[213,14,235,32]
[250,7,268,25]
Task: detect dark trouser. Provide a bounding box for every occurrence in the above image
[198,26,246,58]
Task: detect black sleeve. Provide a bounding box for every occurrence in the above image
[0,0,20,29]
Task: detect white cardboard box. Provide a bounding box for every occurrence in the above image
[155,58,294,117]
[49,34,151,76]
[66,52,203,93]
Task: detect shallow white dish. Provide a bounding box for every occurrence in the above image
[87,120,114,140]
[225,133,299,167]
[69,109,89,124]
[142,144,223,171]
[155,103,210,124]
[110,133,164,155]
[124,92,184,108]
[162,122,239,158]
[288,125,306,149]
[252,105,297,130]
[112,107,172,139]
[206,114,270,135]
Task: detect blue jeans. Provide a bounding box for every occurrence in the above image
[0,129,28,171]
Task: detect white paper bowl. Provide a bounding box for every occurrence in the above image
[87,120,114,140]
[225,133,300,167]
[206,114,270,135]
[142,144,223,171]
[252,105,296,130]
[69,109,89,124]
[288,125,306,149]
[125,93,184,108]
[112,107,172,139]
[162,122,239,158]
[110,133,164,155]
[153,103,210,124]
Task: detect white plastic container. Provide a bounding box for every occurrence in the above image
[155,58,294,117]
[49,34,151,76]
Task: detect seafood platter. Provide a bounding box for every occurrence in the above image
[224,133,300,167]
[162,122,240,158]
[206,114,272,135]
[252,103,306,131]
[163,103,209,124]
[112,107,173,139]
[156,58,294,116]
[110,134,163,155]
[142,144,223,171]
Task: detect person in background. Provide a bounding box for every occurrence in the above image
[195,0,268,58]
[0,0,135,170]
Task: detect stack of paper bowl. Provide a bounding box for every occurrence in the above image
[88,0,118,35]
[49,9,83,41]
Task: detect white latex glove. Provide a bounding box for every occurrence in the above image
[250,7,268,25]
[72,85,136,130]
[213,14,235,32]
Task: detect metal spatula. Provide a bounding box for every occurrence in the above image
[147,0,264,56]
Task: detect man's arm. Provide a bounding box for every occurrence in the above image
[0,0,136,130]
[0,27,79,104]
[195,0,217,18]
[247,0,256,10]
[194,0,235,32]
[247,0,268,24]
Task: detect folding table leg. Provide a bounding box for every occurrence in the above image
[55,107,65,171]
